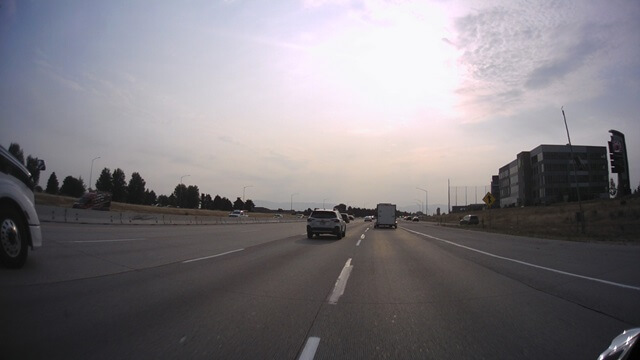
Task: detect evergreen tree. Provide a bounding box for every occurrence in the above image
[157,194,170,207]
[233,197,245,210]
[59,176,86,197]
[95,168,113,193]
[185,185,200,209]
[26,155,42,185]
[202,194,213,209]
[144,189,157,205]
[221,197,233,211]
[45,172,59,194]
[212,195,223,210]
[244,199,255,212]
[127,172,146,204]
[111,168,127,202]
[8,143,24,164]
[173,183,188,208]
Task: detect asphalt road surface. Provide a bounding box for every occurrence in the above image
[2,220,639,359]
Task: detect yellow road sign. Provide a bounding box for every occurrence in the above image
[483,192,496,207]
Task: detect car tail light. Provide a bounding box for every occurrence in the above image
[333,219,340,223]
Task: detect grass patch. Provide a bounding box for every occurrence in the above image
[35,193,284,219]
[432,196,640,243]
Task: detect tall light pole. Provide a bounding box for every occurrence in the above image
[417,187,428,216]
[290,193,298,212]
[89,156,100,191]
[415,199,423,214]
[243,185,253,202]
[180,174,190,184]
[448,179,451,214]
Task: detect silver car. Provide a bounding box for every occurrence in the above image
[306,209,346,239]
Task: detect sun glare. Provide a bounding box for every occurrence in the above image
[307,1,463,123]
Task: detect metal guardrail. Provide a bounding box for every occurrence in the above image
[36,205,304,226]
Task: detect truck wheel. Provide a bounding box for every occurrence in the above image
[0,206,28,268]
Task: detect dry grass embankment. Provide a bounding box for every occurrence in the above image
[35,193,286,219]
[432,196,640,243]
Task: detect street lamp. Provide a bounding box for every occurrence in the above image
[290,193,298,212]
[417,187,428,216]
[415,199,424,214]
[243,185,253,202]
[180,174,190,184]
[89,156,100,191]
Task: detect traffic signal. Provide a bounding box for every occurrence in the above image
[608,141,625,173]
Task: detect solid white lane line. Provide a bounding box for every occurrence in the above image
[181,248,244,264]
[405,228,640,291]
[63,238,147,243]
[298,337,320,360]
[328,258,353,304]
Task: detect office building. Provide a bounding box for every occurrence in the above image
[499,144,609,207]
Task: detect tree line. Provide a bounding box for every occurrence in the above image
[6,142,256,212]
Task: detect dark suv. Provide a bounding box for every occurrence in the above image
[307,209,346,239]
[460,214,479,225]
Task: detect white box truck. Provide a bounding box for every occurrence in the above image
[374,203,397,229]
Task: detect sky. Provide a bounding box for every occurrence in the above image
[1,0,639,212]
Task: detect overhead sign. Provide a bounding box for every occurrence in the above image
[483,192,496,207]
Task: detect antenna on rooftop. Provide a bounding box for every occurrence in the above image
[561,107,585,233]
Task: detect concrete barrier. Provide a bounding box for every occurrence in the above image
[36,205,304,226]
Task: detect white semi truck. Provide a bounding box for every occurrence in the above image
[374,203,397,229]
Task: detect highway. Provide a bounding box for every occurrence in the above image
[2,219,639,359]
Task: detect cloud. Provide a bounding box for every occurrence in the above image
[449,1,631,123]
[260,150,306,172]
[525,25,604,89]
[34,58,85,92]
[218,135,242,146]
[302,0,357,8]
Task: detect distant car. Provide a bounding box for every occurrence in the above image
[0,145,46,268]
[460,214,479,225]
[364,216,372,222]
[412,216,419,222]
[307,209,346,239]
[229,210,248,217]
[348,214,355,221]
[340,213,350,223]
[73,191,111,210]
[273,214,283,219]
